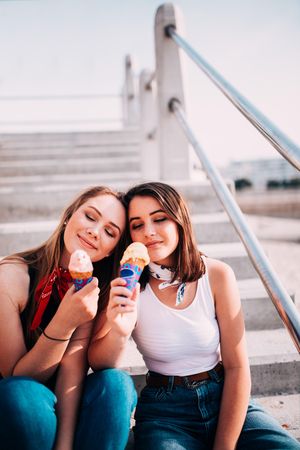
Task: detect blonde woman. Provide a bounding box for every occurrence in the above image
[0,186,137,450]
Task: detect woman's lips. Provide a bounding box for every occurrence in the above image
[78,235,97,250]
[146,240,162,249]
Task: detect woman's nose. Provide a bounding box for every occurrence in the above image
[144,223,156,237]
[87,225,99,239]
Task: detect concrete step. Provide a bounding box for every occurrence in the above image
[237,278,291,330]
[174,179,235,215]
[0,172,138,188]
[0,129,140,149]
[193,212,240,244]
[121,328,300,397]
[254,394,300,441]
[0,180,236,221]
[247,328,300,396]
[199,242,257,279]
[0,179,236,222]
[0,144,139,160]
[0,175,140,221]
[0,155,140,176]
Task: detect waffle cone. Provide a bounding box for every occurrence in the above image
[70,271,93,280]
[123,258,146,270]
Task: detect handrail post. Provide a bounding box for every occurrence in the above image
[139,70,160,179]
[123,54,139,127]
[154,4,192,180]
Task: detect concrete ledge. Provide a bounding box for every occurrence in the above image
[0,171,140,186]
[254,394,300,441]
[0,129,140,148]
[0,144,139,160]
[0,156,140,176]
[250,356,300,396]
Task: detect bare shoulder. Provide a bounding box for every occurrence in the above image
[205,257,237,295]
[0,260,30,311]
[205,257,236,279]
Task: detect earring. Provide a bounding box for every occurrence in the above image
[63,221,67,226]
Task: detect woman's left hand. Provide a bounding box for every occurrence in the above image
[52,277,100,336]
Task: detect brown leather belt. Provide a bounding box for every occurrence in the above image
[146,362,223,387]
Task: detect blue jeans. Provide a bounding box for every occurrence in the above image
[134,367,300,450]
[0,369,137,450]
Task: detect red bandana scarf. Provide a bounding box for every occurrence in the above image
[30,267,73,331]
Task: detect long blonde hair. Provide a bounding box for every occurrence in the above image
[1,186,126,345]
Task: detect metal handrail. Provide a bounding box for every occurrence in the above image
[169,98,300,353]
[166,26,300,172]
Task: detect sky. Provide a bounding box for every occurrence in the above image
[0,0,299,166]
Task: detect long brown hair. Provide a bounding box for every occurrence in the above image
[1,186,126,344]
[124,182,205,289]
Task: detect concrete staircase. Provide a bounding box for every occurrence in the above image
[0,130,299,441]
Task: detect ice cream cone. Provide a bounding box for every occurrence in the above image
[69,250,93,291]
[120,243,149,291]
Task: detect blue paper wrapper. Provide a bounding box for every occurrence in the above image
[120,263,143,291]
[73,277,93,291]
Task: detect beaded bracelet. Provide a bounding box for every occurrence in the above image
[42,329,71,342]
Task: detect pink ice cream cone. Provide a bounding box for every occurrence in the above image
[69,250,93,291]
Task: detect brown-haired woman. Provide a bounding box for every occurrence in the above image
[89,181,299,450]
[0,186,137,450]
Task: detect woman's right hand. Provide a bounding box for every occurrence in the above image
[54,277,100,334]
[106,277,139,337]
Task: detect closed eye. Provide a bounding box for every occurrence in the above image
[154,217,167,223]
[105,228,115,238]
[85,213,96,221]
[131,223,143,230]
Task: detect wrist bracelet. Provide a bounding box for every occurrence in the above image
[42,329,71,342]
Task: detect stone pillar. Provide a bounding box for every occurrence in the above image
[154,3,192,180]
[139,69,160,180]
[123,55,139,127]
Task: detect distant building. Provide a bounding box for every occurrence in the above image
[222,158,299,190]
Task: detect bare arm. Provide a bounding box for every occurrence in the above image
[207,259,251,450]
[54,321,93,450]
[88,278,139,370]
[0,262,99,383]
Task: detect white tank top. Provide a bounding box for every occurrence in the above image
[132,261,220,376]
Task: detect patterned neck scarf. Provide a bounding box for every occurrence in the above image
[148,262,186,306]
[30,267,73,331]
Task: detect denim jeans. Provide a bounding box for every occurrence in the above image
[0,369,137,450]
[134,367,300,450]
